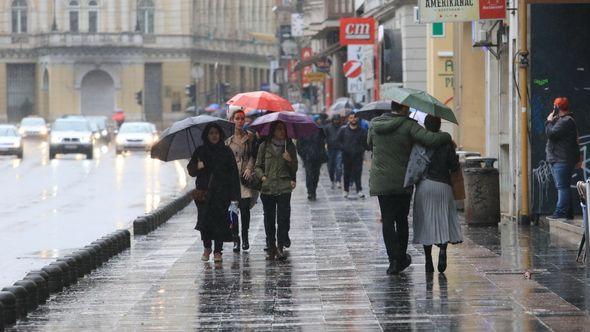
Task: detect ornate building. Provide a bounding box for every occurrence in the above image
[0,0,275,124]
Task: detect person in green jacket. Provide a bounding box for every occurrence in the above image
[368,101,452,275]
[255,121,298,260]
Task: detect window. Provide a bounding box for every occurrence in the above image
[138,0,155,34]
[69,1,79,32]
[11,0,27,34]
[88,1,98,33]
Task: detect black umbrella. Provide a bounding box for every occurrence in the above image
[150,115,234,162]
[355,100,392,120]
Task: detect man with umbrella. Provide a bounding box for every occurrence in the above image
[369,98,453,275]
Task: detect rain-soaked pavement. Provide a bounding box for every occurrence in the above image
[6,162,590,331]
[0,138,187,285]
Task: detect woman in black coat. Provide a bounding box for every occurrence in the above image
[187,123,240,263]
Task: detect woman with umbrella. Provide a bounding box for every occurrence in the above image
[254,121,298,260]
[187,123,241,263]
[225,106,257,252]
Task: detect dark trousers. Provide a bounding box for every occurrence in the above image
[203,240,223,253]
[327,148,342,183]
[378,194,412,264]
[232,198,251,240]
[551,162,574,218]
[342,152,363,192]
[304,160,322,196]
[261,193,291,248]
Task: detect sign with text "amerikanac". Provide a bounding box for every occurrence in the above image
[418,0,505,23]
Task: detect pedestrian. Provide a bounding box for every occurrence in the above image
[411,115,463,273]
[297,122,327,201]
[255,121,298,260]
[226,106,257,252]
[546,97,581,221]
[324,114,343,189]
[111,109,125,128]
[368,101,452,275]
[337,112,368,198]
[187,123,241,263]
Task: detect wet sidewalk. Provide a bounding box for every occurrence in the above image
[7,170,590,331]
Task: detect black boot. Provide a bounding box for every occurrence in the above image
[438,244,447,273]
[424,245,434,273]
[386,260,399,275]
[233,238,241,253]
[242,231,249,251]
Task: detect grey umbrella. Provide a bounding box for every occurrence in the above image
[150,115,235,162]
[356,100,392,120]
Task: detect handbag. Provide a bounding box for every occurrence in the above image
[192,188,208,203]
[243,142,267,191]
[450,167,466,200]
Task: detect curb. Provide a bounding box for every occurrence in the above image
[133,191,193,236]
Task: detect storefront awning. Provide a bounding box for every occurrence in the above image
[293,43,343,71]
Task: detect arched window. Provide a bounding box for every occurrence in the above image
[69,0,80,32]
[88,0,99,33]
[11,0,27,34]
[138,0,155,34]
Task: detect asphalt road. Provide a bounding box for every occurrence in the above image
[0,137,188,285]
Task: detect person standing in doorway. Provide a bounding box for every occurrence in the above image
[337,113,368,199]
[324,115,343,189]
[546,97,581,221]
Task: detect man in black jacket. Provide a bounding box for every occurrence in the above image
[337,113,369,198]
[545,97,580,220]
[297,130,327,201]
[324,115,343,189]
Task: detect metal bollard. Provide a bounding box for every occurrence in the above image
[12,280,38,312]
[50,261,72,287]
[1,287,27,320]
[41,265,63,293]
[0,291,16,326]
[23,274,48,304]
[464,157,501,225]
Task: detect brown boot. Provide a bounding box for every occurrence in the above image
[266,245,277,260]
[201,248,212,262]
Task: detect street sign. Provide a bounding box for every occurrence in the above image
[343,60,362,78]
[305,72,326,82]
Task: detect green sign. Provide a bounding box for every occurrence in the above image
[432,22,444,37]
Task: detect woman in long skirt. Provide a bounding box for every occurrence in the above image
[413,115,462,273]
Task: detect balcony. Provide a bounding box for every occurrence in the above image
[304,0,355,38]
[324,0,355,20]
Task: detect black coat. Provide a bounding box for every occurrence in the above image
[187,143,240,242]
[323,123,341,150]
[425,142,460,185]
[297,131,327,163]
[337,125,368,156]
[545,114,580,165]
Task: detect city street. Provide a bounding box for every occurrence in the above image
[6,167,590,331]
[0,138,187,286]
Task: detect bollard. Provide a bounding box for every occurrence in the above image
[133,217,148,235]
[41,265,63,293]
[0,301,3,331]
[27,270,50,281]
[94,238,113,258]
[107,233,123,253]
[88,242,107,265]
[82,245,100,269]
[56,257,79,284]
[464,157,501,225]
[64,254,86,278]
[50,261,72,287]
[119,229,131,247]
[0,291,16,326]
[74,249,94,275]
[1,286,27,320]
[13,280,38,313]
[23,274,48,304]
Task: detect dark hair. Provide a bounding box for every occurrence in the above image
[201,123,226,144]
[391,101,405,113]
[268,121,285,138]
[424,115,441,132]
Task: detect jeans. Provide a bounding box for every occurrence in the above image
[378,194,412,264]
[342,152,363,192]
[327,148,342,183]
[261,193,292,248]
[551,162,574,218]
[203,240,223,253]
[232,198,251,240]
[304,160,322,196]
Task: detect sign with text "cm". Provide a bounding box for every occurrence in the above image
[340,17,375,45]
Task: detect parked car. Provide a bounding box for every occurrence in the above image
[19,116,49,138]
[49,119,95,159]
[115,122,158,154]
[0,124,23,158]
[86,116,113,142]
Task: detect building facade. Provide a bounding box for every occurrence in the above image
[0,0,275,125]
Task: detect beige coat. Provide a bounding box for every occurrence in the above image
[226,132,255,199]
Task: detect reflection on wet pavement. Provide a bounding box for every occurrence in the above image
[6,167,590,331]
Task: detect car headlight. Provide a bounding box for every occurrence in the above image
[13,140,21,147]
[93,132,101,140]
[116,136,125,145]
[50,136,61,144]
[79,136,91,144]
[144,136,153,145]
[101,129,108,136]
[19,128,25,135]
[40,127,48,135]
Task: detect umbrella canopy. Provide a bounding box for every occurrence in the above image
[249,111,319,139]
[205,103,221,112]
[227,91,294,112]
[355,100,392,120]
[389,87,458,124]
[150,115,234,162]
[327,97,354,118]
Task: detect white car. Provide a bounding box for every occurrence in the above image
[19,117,49,138]
[115,122,158,154]
[49,119,95,159]
[0,125,23,158]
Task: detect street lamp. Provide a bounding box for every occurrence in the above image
[51,0,58,31]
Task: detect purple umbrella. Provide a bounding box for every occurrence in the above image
[249,111,320,138]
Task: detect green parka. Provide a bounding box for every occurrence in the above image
[255,140,298,196]
[367,113,452,196]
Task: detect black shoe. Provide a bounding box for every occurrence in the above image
[263,245,268,251]
[285,237,291,248]
[233,239,240,253]
[242,234,250,251]
[387,260,400,275]
[438,250,447,273]
[276,246,286,260]
[399,254,412,272]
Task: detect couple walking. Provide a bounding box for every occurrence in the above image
[369,101,463,275]
[187,108,297,262]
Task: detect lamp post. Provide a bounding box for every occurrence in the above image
[51,0,58,31]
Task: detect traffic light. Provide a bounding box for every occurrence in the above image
[185,83,196,104]
[135,90,143,106]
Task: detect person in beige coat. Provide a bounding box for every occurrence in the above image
[226,107,257,252]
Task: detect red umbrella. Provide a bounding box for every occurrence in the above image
[227,91,294,112]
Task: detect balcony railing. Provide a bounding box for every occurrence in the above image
[324,0,355,20]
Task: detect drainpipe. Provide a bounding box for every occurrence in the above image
[518,0,530,223]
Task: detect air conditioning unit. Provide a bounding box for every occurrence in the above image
[472,20,495,47]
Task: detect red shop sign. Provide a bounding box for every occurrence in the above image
[479,0,506,20]
[340,17,375,45]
